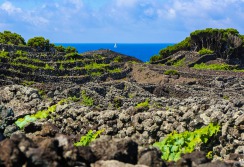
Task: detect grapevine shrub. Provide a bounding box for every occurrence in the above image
[153,123,220,162]
[74,129,104,146]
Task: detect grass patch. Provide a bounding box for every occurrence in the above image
[0,51,9,60]
[84,62,109,70]
[193,63,237,71]
[198,48,214,55]
[153,123,220,162]
[10,62,39,70]
[173,58,186,67]
[108,68,122,74]
[164,70,179,75]
[21,80,35,86]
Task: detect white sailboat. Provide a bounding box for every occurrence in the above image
[114,43,117,48]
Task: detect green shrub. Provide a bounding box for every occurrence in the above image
[68,96,80,102]
[44,63,54,70]
[11,62,39,70]
[108,68,122,74]
[173,58,186,67]
[84,62,109,70]
[21,80,35,86]
[81,90,94,106]
[90,71,102,76]
[27,36,50,51]
[164,70,179,75]
[74,129,104,146]
[0,51,9,61]
[65,46,77,53]
[65,52,80,59]
[0,31,26,45]
[136,99,149,109]
[198,48,214,55]
[153,123,220,162]
[15,50,27,57]
[114,56,122,62]
[55,45,66,52]
[59,63,64,70]
[15,104,57,129]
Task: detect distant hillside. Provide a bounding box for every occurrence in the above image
[150,28,244,67]
[0,30,142,85]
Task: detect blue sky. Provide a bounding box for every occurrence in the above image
[0,0,244,43]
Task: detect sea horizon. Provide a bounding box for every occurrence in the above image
[55,43,174,62]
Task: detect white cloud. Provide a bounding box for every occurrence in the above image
[0,1,22,14]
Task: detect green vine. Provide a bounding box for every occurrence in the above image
[153,123,220,162]
[74,129,104,146]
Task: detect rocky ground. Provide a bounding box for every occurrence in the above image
[0,48,244,166]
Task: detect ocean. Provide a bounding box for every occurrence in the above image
[55,43,174,62]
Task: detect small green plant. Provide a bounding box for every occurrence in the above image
[173,58,186,67]
[84,62,109,70]
[0,51,9,59]
[223,95,229,100]
[108,68,122,74]
[113,56,122,62]
[81,90,94,106]
[21,80,35,86]
[74,129,104,146]
[198,48,214,55]
[15,104,58,129]
[65,52,80,59]
[59,63,64,70]
[68,95,80,102]
[38,90,46,98]
[93,54,104,59]
[153,123,220,162]
[15,50,27,57]
[11,62,39,70]
[136,99,149,109]
[206,151,213,159]
[90,71,102,76]
[44,63,54,70]
[164,70,179,75]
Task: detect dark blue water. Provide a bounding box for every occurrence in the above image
[55,43,174,62]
